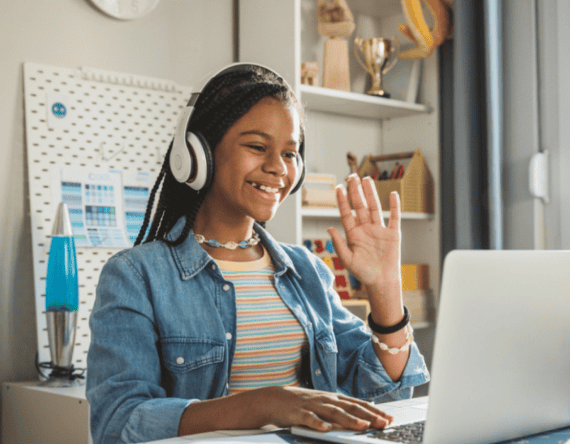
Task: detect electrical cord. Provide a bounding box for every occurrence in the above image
[35,351,86,381]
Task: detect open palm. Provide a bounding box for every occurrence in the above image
[327,175,402,288]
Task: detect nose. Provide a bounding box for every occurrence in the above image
[262,151,287,177]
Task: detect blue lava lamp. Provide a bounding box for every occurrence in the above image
[41,202,82,386]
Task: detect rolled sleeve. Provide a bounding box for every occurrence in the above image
[355,339,430,402]
[328,277,430,402]
[119,398,194,443]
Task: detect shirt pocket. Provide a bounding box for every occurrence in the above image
[160,337,226,399]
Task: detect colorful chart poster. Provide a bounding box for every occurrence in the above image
[122,170,151,245]
[52,167,132,248]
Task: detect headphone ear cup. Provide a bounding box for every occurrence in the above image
[186,131,214,191]
[290,154,305,195]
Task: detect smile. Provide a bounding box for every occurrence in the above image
[249,182,280,194]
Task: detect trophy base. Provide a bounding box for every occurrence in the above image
[367,88,391,98]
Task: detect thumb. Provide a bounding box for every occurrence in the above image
[327,227,352,267]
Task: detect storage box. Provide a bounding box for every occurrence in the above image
[403,289,435,323]
[401,263,430,291]
[302,173,338,208]
[358,148,434,214]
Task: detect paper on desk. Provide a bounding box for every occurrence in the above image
[143,426,289,443]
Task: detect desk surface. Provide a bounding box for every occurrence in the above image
[143,396,570,444]
[145,397,429,443]
[5,380,87,399]
[5,384,570,444]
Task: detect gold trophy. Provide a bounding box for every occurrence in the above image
[354,36,399,98]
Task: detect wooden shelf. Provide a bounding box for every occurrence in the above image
[301,206,434,220]
[299,84,430,120]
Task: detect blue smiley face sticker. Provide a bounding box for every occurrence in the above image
[51,102,67,118]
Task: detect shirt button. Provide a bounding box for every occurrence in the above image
[226,332,232,340]
[280,286,285,291]
[307,322,313,328]
[315,369,321,376]
[222,284,230,291]
[226,382,230,390]
[211,264,216,270]
[176,357,185,365]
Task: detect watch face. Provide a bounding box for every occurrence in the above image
[88,0,161,20]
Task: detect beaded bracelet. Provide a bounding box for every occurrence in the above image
[367,306,410,334]
[371,324,414,355]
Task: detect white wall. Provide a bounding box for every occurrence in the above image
[0,0,234,436]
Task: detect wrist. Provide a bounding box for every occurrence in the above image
[247,387,273,426]
[366,280,404,326]
[365,279,401,295]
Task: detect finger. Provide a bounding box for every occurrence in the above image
[347,175,370,225]
[335,184,356,233]
[327,227,352,270]
[334,400,391,429]
[315,404,371,431]
[335,395,394,425]
[387,191,401,231]
[297,409,334,432]
[361,177,385,227]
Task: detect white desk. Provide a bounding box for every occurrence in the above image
[3,388,569,444]
[2,381,92,444]
[1,381,425,444]
[143,397,429,443]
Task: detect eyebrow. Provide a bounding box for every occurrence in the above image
[239,130,299,146]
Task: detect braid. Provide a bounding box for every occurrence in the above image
[134,65,305,247]
[134,144,171,246]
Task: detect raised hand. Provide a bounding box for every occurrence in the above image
[327,174,402,289]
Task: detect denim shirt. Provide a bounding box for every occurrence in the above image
[86,218,429,444]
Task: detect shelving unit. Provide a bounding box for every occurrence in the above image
[301,207,433,220]
[299,84,430,119]
[239,0,441,306]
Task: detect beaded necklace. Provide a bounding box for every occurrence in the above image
[194,233,260,250]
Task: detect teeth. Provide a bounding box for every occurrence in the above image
[251,183,278,193]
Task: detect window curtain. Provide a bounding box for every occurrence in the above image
[440,0,503,262]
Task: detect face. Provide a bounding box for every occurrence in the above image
[204,97,302,223]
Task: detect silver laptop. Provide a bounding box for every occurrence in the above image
[292,250,570,444]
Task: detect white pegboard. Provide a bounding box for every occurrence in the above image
[23,62,192,372]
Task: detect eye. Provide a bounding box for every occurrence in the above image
[246,144,265,152]
[283,151,298,160]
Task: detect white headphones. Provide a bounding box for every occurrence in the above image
[169,63,305,194]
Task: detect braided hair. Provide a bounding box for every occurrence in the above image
[135,66,305,247]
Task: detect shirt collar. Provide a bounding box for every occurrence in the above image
[166,217,300,280]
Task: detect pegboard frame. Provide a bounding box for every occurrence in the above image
[23,62,193,373]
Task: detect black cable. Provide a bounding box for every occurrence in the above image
[35,351,86,381]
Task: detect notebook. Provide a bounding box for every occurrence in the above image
[292,250,570,444]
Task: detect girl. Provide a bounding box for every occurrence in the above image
[86,64,429,444]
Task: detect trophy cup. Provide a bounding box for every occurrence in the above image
[354,36,400,98]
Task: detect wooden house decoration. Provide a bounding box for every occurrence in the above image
[356,148,434,214]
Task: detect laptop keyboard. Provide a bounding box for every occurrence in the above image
[363,421,425,444]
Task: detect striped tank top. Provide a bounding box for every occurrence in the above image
[216,247,308,395]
